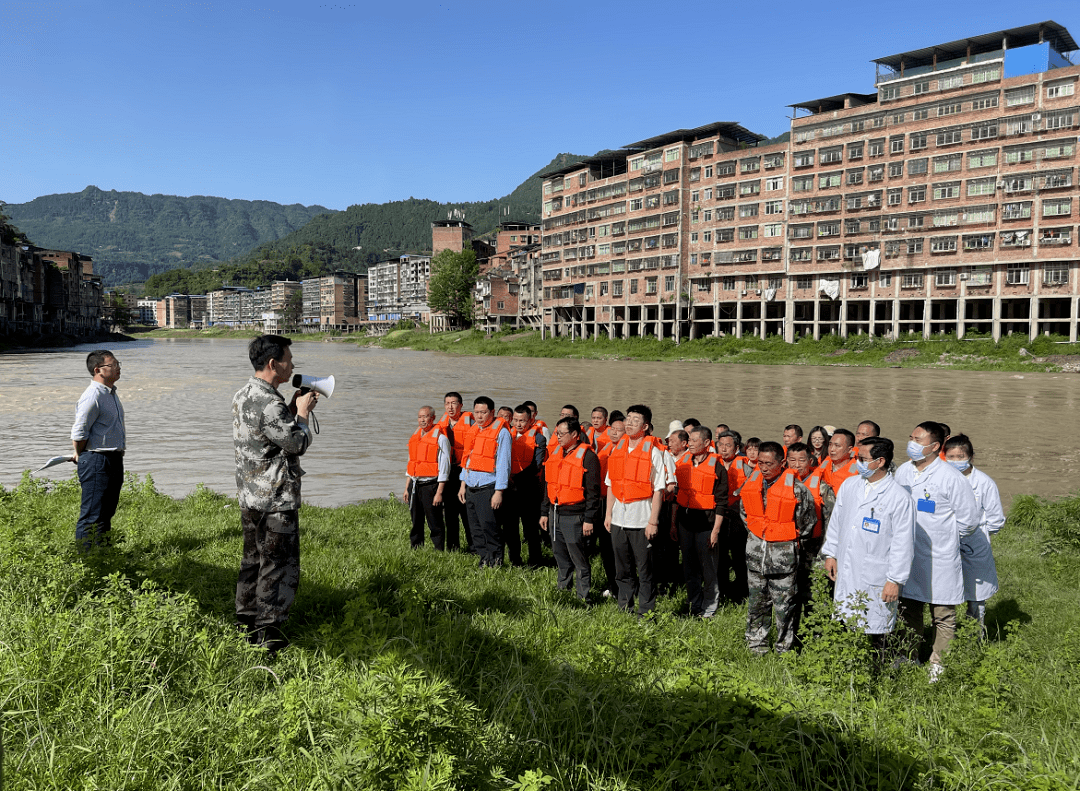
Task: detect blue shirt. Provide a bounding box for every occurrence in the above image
[463,424,512,491]
[71,381,126,451]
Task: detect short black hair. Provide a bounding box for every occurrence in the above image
[786,441,811,457]
[943,434,974,459]
[444,391,464,403]
[717,429,742,449]
[523,400,538,413]
[859,437,894,466]
[716,423,729,433]
[669,429,689,444]
[744,437,761,450]
[857,420,881,437]
[248,335,291,371]
[916,421,945,449]
[561,404,579,419]
[832,428,856,448]
[609,410,625,424]
[939,422,952,437]
[690,425,712,443]
[757,441,785,461]
[513,404,531,416]
[556,415,582,435]
[626,404,652,426]
[784,424,804,438]
[591,406,608,419]
[497,406,514,417]
[473,396,495,411]
[682,418,701,429]
[86,349,116,375]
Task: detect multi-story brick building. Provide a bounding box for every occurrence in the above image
[541,21,1080,343]
[156,293,207,329]
[366,255,432,322]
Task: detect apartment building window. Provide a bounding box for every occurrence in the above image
[763,223,782,238]
[1044,199,1072,217]
[907,238,924,254]
[739,203,759,218]
[629,279,638,294]
[889,162,904,178]
[612,280,623,296]
[968,149,997,169]
[794,152,815,168]
[717,228,734,242]
[967,178,996,197]
[629,158,644,172]
[630,198,643,211]
[846,219,862,234]
[880,86,899,101]
[935,268,957,286]
[913,108,929,121]
[907,185,926,203]
[901,272,924,288]
[1043,262,1069,286]
[716,184,736,199]
[765,176,784,191]
[663,169,680,185]
[912,80,930,95]
[847,169,864,186]
[1005,86,1035,107]
[705,165,714,178]
[930,236,957,253]
[690,190,700,203]
[739,226,759,240]
[888,188,903,206]
[850,271,867,289]
[1004,147,1034,164]
[1045,111,1075,131]
[792,176,813,192]
[819,172,842,189]
[764,200,783,215]
[934,155,962,174]
[739,181,761,196]
[965,265,990,286]
[717,162,736,176]
[690,232,699,243]
[879,271,893,286]
[646,277,658,295]
[790,248,812,262]
[817,246,840,261]
[905,159,927,176]
[852,120,866,132]
[869,165,885,183]
[1002,201,1032,219]
[718,206,735,220]
[741,158,760,173]
[703,188,712,201]
[970,96,999,113]
[970,122,999,142]
[891,112,906,124]
[1045,143,1075,158]
[869,139,885,157]
[971,67,1000,84]
[745,275,759,289]
[790,223,813,239]
[906,133,926,151]
[664,275,675,291]
[938,102,962,117]
[600,281,609,296]
[665,148,680,162]
[963,233,994,250]
[1047,80,1076,98]
[689,168,702,183]
[1006,263,1029,285]
[764,154,785,168]
[722,276,735,290]
[820,147,843,164]
[795,275,813,290]
[1006,116,1035,135]
[933,210,959,227]
[937,130,963,146]
[938,74,963,90]
[933,182,960,200]
[890,136,904,154]
[845,143,863,161]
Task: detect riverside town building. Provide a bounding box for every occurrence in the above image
[540,21,1080,342]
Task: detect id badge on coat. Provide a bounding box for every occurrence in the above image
[917,498,936,514]
[861,517,881,534]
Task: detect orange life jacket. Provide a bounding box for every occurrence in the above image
[675,452,721,510]
[511,426,542,475]
[798,470,825,538]
[587,425,612,453]
[608,436,656,503]
[819,457,858,493]
[741,469,799,542]
[721,455,753,508]
[596,442,612,497]
[437,411,474,466]
[407,426,443,478]
[464,417,507,474]
[545,442,590,506]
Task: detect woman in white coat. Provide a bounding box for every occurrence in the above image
[822,437,916,637]
[943,435,1002,632]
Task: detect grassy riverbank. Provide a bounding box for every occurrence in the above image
[372,329,1080,372]
[2,474,1079,789]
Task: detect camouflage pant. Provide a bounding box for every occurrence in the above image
[236,508,300,629]
[746,567,799,655]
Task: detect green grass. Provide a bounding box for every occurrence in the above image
[2,473,1080,789]
[371,329,1080,372]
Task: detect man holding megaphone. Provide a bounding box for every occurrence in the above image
[232,334,318,655]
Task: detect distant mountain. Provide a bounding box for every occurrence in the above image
[240,152,588,269]
[3,186,335,285]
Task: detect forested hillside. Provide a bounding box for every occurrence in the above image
[3,187,334,285]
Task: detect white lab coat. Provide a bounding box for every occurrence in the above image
[821,473,916,633]
[960,466,1003,602]
[894,457,981,605]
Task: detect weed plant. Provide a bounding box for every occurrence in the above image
[372,329,1080,373]
[2,473,1080,789]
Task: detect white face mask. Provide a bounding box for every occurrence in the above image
[907,440,931,462]
[947,458,971,472]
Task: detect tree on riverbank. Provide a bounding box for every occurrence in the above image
[426,248,479,328]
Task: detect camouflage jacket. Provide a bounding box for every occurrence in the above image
[233,377,311,512]
[740,476,818,575]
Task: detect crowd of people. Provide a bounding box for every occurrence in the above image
[66,335,1005,674]
[406,394,1005,680]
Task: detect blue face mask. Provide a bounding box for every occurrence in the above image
[948,459,971,472]
[907,440,930,461]
[856,458,876,478]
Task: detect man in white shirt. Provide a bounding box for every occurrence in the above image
[894,421,980,680]
[70,350,126,550]
[404,405,452,550]
[604,404,667,616]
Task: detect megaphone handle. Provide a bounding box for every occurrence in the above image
[309,411,319,435]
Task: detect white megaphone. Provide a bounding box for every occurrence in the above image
[292,373,335,399]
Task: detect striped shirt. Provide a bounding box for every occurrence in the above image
[71,381,126,451]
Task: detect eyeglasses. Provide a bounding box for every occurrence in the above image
[100,363,121,369]
[556,431,573,438]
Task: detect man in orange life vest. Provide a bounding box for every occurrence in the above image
[546,405,582,456]
[674,426,729,618]
[782,424,804,453]
[739,441,817,654]
[716,429,751,603]
[458,396,513,568]
[656,423,688,596]
[540,416,603,599]
[506,404,547,567]
[437,391,474,552]
[587,406,613,453]
[785,440,836,624]
[605,404,667,616]
[817,428,859,492]
[593,410,625,598]
[523,400,550,442]
[403,406,451,550]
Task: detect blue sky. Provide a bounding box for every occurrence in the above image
[3,1,1077,210]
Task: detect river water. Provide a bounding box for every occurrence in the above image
[2,338,1077,508]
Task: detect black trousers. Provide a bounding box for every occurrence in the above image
[653,500,683,592]
[409,479,446,550]
[718,511,749,602]
[611,523,655,615]
[466,483,503,566]
[502,473,543,565]
[443,466,473,551]
[75,450,124,549]
[550,507,591,599]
